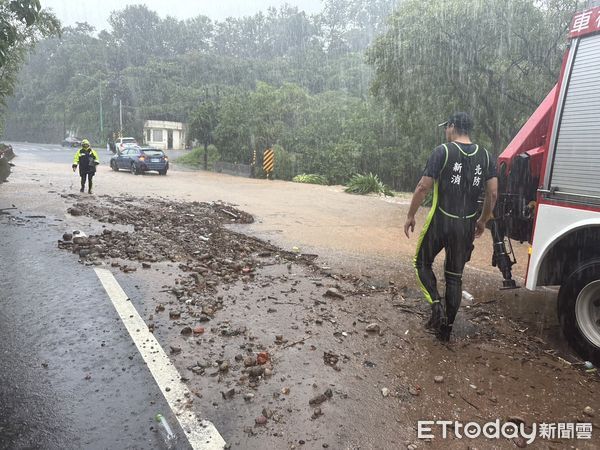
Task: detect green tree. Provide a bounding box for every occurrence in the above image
[189,101,219,170]
[214,90,253,164]
[319,0,398,54]
[0,0,59,130]
[250,82,311,150]
[368,0,581,153]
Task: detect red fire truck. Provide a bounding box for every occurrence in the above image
[491,5,600,364]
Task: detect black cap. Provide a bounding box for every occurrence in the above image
[438,112,473,133]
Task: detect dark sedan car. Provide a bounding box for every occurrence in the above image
[110,147,169,175]
[61,136,82,147]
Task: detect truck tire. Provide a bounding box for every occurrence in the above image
[558,260,600,365]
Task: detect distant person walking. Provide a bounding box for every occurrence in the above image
[404,112,498,341]
[72,139,99,194]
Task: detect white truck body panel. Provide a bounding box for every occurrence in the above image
[527,203,600,289]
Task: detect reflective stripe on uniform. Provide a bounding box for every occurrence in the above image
[438,206,478,219]
[453,142,479,156]
[444,270,463,278]
[73,148,99,166]
[441,144,449,171]
[413,181,439,304]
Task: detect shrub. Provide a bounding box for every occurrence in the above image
[292,173,328,185]
[303,140,359,185]
[272,145,298,180]
[174,145,220,169]
[345,173,394,197]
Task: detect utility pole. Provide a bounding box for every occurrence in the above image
[119,99,123,137]
[99,82,103,141]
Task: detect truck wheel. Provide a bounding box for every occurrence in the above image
[558,260,600,365]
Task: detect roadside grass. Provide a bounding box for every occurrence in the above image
[174,146,219,169]
[345,173,394,197]
[292,173,328,185]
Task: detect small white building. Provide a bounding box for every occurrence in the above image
[143,120,187,150]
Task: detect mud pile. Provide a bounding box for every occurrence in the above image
[58,196,316,299]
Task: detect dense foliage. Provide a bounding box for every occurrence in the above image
[368,0,581,153]
[174,145,219,169]
[2,0,585,190]
[0,0,59,124]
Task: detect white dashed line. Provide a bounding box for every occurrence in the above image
[94,268,226,450]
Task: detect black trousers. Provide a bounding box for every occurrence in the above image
[80,172,94,190]
[414,210,475,325]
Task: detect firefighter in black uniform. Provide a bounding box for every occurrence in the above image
[404,112,498,341]
[72,139,100,194]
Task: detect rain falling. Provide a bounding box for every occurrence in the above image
[0,0,599,448]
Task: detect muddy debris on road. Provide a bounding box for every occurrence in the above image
[53,195,600,448]
[57,196,320,301]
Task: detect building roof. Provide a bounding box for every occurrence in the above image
[143,120,186,130]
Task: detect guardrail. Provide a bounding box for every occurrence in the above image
[214,161,252,178]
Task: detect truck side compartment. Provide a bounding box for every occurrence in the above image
[491,5,600,363]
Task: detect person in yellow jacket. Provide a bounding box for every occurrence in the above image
[72,139,99,194]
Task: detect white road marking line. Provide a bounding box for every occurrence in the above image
[94,268,226,450]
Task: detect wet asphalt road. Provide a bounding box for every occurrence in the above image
[0,214,190,448]
[5,141,110,164]
[3,142,187,167]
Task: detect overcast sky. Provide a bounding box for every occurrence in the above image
[41,0,324,31]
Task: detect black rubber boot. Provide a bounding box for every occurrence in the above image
[425,300,447,332]
[437,324,453,342]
